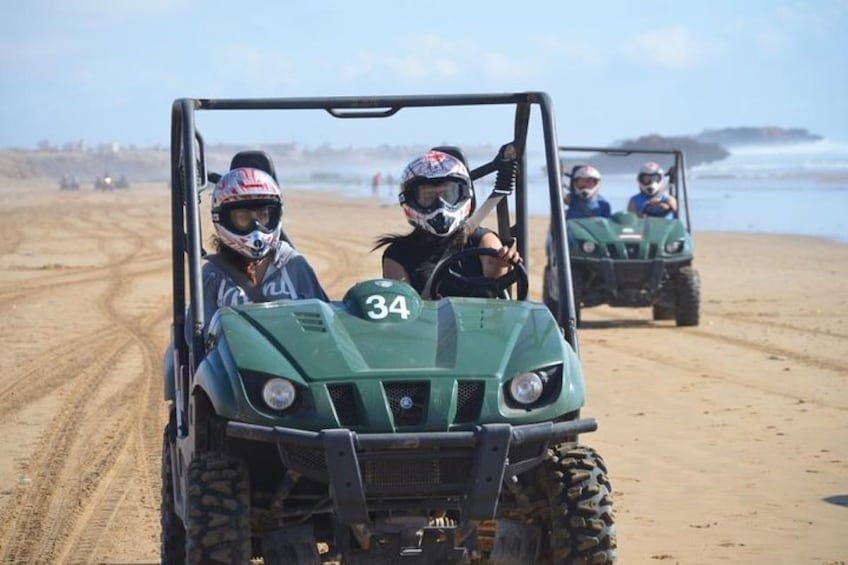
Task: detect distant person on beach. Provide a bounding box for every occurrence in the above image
[372,149,520,297]
[562,165,611,220]
[371,172,382,198]
[202,167,327,325]
[627,161,678,218]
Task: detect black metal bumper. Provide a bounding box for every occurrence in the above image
[226,418,597,525]
[574,257,689,306]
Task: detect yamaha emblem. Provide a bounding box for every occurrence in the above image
[399,396,414,410]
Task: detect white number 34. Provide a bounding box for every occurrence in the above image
[364,294,411,320]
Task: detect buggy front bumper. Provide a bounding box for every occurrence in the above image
[226,418,597,525]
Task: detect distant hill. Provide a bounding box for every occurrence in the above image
[693,126,823,147]
[0,126,823,182]
[564,134,730,174]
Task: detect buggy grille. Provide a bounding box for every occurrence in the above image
[625,242,641,258]
[363,452,474,494]
[384,382,428,427]
[454,381,484,423]
[328,384,359,426]
[614,263,651,286]
[278,445,328,480]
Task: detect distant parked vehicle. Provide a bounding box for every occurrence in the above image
[59,175,80,191]
[94,173,114,190]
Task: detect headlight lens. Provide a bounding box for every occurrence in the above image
[509,372,544,405]
[665,240,683,253]
[581,240,597,254]
[262,378,296,410]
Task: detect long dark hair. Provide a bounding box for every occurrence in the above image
[212,236,261,285]
[372,226,467,253]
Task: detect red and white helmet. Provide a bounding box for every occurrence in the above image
[211,167,283,259]
[572,165,602,200]
[637,161,664,196]
[399,150,473,237]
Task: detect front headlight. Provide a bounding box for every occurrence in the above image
[262,378,296,410]
[581,240,597,254]
[509,372,545,405]
[665,240,683,253]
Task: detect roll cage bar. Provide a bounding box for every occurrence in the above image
[170,93,579,429]
[558,145,692,232]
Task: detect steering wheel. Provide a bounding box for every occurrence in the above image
[425,247,529,301]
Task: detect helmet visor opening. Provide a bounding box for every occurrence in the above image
[218,201,281,235]
[574,177,599,189]
[639,173,662,185]
[411,180,467,209]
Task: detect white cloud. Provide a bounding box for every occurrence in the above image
[538,38,607,67]
[625,27,705,69]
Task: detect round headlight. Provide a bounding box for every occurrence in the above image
[509,372,544,405]
[262,378,296,410]
[665,240,683,253]
[581,240,597,254]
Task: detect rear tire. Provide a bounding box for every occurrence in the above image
[675,266,701,327]
[186,452,251,564]
[160,414,186,564]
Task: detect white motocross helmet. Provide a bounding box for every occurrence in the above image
[399,150,473,237]
[572,165,602,200]
[637,161,665,196]
[211,167,283,259]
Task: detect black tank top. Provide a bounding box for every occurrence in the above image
[383,228,490,296]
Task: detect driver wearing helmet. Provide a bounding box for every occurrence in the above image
[203,167,328,324]
[627,161,678,218]
[563,165,611,220]
[373,149,520,297]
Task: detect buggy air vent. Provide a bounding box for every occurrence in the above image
[454,381,484,423]
[293,311,326,333]
[384,382,428,427]
[327,384,359,426]
[606,244,621,259]
[625,243,641,258]
[456,309,495,330]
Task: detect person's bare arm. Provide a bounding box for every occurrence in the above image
[382,257,411,283]
[666,194,678,212]
[479,231,521,279]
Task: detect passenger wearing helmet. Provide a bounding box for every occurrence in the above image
[202,167,327,325]
[563,165,611,220]
[627,161,678,218]
[373,149,520,297]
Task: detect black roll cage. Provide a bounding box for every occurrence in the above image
[558,145,692,232]
[170,93,579,431]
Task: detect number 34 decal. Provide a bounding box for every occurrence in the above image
[364,294,411,320]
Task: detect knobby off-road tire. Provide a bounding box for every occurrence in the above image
[538,445,616,564]
[186,452,251,564]
[674,266,701,327]
[160,418,186,564]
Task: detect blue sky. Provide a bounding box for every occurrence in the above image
[3,0,847,149]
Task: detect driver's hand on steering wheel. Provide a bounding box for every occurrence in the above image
[493,243,522,266]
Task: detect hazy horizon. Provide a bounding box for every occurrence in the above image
[3,0,846,149]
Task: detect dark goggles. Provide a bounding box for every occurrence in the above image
[215,200,281,235]
[406,179,468,210]
[639,173,662,185]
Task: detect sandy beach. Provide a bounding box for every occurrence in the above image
[0,181,846,564]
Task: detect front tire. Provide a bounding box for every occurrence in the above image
[674,266,701,327]
[538,445,616,564]
[185,452,251,564]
